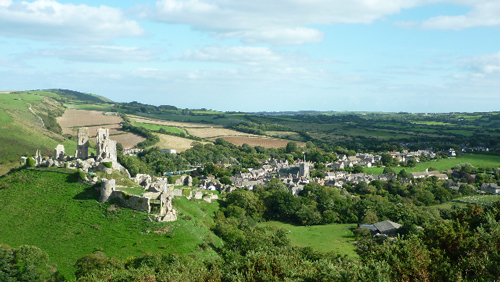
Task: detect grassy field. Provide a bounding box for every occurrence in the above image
[0,169,222,280]
[259,221,357,258]
[412,121,454,126]
[132,121,184,134]
[64,103,116,111]
[364,154,500,175]
[453,195,500,206]
[153,133,207,152]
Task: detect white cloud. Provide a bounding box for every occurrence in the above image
[29,46,159,63]
[462,52,500,75]
[0,57,29,68]
[150,0,423,45]
[421,1,500,29]
[173,46,329,67]
[0,0,144,43]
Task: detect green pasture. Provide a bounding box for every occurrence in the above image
[259,221,357,258]
[364,154,500,175]
[424,201,467,211]
[0,110,13,126]
[140,112,249,126]
[453,195,500,206]
[132,121,184,134]
[411,121,454,126]
[0,169,222,280]
[64,103,116,111]
[0,92,44,111]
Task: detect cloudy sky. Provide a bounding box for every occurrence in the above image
[0,0,499,112]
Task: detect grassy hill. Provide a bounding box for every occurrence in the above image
[0,89,117,175]
[0,168,222,280]
[0,92,79,174]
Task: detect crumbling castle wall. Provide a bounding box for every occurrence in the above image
[111,192,151,213]
[76,127,89,159]
[54,144,65,161]
[96,128,117,162]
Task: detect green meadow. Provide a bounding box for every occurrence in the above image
[259,221,358,258]
[131,121,185,134]
[364,154,500,175]
[453,195,500,206]
[0,169,222,280]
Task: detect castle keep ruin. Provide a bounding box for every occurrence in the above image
[76,127,89,159]
[96,128,117,162]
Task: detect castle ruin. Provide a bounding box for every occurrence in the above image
[76,127,89,159]
[96,128,117,162]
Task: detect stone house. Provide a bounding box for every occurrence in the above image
[481,183,500,194]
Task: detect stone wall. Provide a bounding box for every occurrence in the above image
[111,191,151,213]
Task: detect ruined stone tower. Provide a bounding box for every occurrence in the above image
[76,127,89,159]
[54,144,65,161]
[96,128,117,162]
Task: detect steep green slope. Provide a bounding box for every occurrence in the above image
[0,93,77,174]
[0,89,115,174]
[0,168,222,280]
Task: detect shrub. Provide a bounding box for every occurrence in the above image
[102,162,113,168]
[27,157,36,168]
[182,188,191,197]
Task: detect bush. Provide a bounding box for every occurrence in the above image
[102,162,113,168]
[182,188,191,197]
[27,157,36,168]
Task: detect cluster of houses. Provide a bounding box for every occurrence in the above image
[328,149,438,169]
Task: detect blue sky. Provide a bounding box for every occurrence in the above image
[0,0,499,113]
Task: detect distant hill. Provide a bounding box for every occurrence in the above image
[15,89,114,103]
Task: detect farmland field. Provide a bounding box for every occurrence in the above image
[222,136,305,148]
[259,221,357,257]
[364,154,500,175]
[153,133,206,152]
[112,133,146,149]
[56,109,147,149]
[131,121,184,134]
[57,109,122,129]
[186,127,256,139]
[266,131,300,137]
[130,115,219,128]
[64,103,116,111]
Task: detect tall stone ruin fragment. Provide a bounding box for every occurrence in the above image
[156,192,177,222]
[76,127,89,159]
[54,144,65,161]
[35,149,43,166]
[96,128,117,162]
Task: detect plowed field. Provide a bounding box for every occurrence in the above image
[57,109,122,128]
